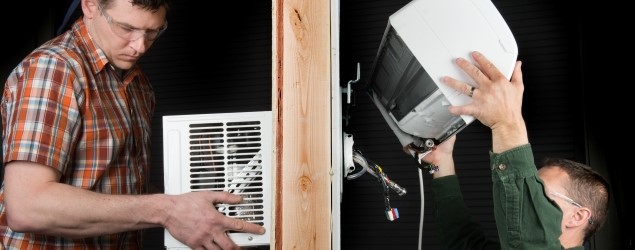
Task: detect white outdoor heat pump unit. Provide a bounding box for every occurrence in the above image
[162,111,272,249]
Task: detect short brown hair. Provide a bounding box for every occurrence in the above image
[540,158,609,242]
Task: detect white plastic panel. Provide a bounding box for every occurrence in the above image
[368,0,517,147]
[162,111,272,248]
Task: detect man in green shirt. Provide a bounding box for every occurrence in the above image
[420,51,610,249]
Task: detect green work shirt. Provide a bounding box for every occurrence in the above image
[431,144,585,250]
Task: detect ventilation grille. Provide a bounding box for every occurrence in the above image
[163,111,272,248]
[188,120,266,224]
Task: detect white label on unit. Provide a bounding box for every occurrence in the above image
[162,111,272,248]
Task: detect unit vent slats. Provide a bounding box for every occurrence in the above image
[163,111,271,247]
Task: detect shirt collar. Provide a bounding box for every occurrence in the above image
[70,17,141,81]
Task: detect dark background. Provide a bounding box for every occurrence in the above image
[1,0,631,249]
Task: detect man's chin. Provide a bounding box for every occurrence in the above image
[112,61,135,71]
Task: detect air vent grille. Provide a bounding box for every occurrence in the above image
[163,111,272,248]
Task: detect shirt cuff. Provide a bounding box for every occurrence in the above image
[489,144,537,178]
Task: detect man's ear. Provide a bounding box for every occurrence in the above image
[81,0,99,19]
[566,207,592,228]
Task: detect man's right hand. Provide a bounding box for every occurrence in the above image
[442,51,529,153]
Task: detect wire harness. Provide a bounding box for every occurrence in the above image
[347,150,405,221]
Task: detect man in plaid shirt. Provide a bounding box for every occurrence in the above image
[0,0,264,249]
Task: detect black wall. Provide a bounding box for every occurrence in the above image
[339,1,631,249]
[0,1,631,249]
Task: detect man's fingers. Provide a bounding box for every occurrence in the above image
[442,76,475,97]
[471,51,507,82]
[232,218,266,235]
[510,61,524,89]
[442,76,464,93]
[209,234,237,250]
[455,56,488,85]
[208,191,243,204]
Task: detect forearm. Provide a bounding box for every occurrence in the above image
[5,161,265,248]
[431,154,455,179]
[490,115,529,153]
[8,182,170,238]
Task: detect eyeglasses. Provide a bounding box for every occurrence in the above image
[550,191,594,225]
[551,191,582,207]
[98,4,167,42]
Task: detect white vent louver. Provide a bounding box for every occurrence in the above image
[162,111,272,248]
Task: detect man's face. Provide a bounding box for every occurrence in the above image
[538,166,581,238]
[92,0,167,70]
[538,166,576,207]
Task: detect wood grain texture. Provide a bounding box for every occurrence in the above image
[272,0,332,249]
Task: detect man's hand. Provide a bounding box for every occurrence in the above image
[442,51,529,153]
[421,135,456,178]
[164,191,266,250]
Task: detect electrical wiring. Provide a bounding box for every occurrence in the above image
[417,167,424,250]
[345,150,406,221]
[348,150,406,196]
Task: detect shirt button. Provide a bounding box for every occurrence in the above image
[498,164,507,171]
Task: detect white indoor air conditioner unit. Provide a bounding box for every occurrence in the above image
[366,0,518,158]
[162,111,272,249]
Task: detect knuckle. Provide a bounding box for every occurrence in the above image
[233,219,245,231]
